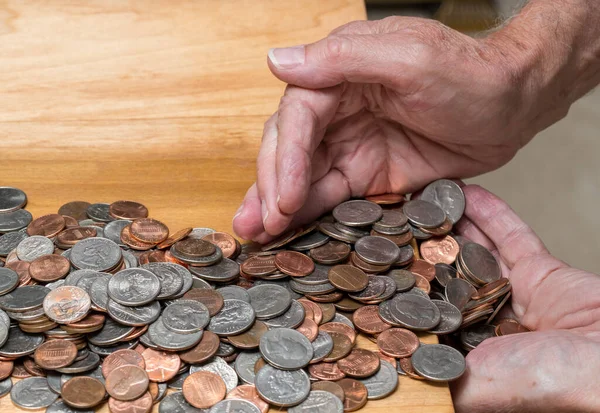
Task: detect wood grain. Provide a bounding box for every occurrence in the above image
[0,1,453,412]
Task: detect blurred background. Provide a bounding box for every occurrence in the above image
[366,0,600,273]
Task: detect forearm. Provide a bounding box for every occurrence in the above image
[485,0,600,133]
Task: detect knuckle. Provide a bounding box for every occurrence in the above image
[323,35,353,64]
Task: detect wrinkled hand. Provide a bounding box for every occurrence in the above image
[452,185,600,413]
[233,17,538,242]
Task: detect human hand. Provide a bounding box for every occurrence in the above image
[233,17,541,242]
[451,185,600,413]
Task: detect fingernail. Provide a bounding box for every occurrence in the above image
[232,204,244,221]
[268,46,305,70]
[261,200,269,226]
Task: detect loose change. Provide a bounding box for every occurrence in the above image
[0,181,527,412]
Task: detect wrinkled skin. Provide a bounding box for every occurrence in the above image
[233,17,540,243]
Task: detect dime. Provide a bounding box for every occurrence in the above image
[460,324,496,350]
[354,236,400,266]
[106,364,149,400]
[389,294,441,331]
[159,392,204,413]
[183,371,226,409]
[247,284,291,319]
[47,399,94,413]
[255,364,310,407]
[336,348,380,378]
[333,200,382,227]
[108,268,161,306]
[10,377,58,409]
[16,235,54,261]
[61,376,105,409]
[337,378,368,412]
[410,344,466,381]
[434,263,457,287]
[289,390,344,413]
[103,220,131,247]
[420,235,459,265]
[43,286,91,324]
[421,179,465,224]
[387,269,415,292]
[34,339,77,369]
[0,187,27,212]
[327,265,368,292]
[70,238,122,271]
[234,351,262,384]
[359,360,398,400]
[142,348,181,382]
[377,328,419,358]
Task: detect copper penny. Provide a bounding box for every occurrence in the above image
[228,320,268,349]
[495,319,530,336]
[420,235,459,265]
[327,265,368,293]
[333,297,364,312]
[157,227,193,250]
[109,201,149,220]
[202,232,237,259]
[323,332,353,362]
[102,349,146,378]
[226,385,269,413]
[65,313,105,330]
[11,362,32,379]
[183,371,226,409]
[305,291,344,303]
[0,360,13,380]
[253,357,268,374]
[296,317,319,342]
[122,325,149,341]
[376,351,397,367]
[338,378,368,411]
[28,254,71,282]
[182,288,224,316]
[377,328,420,358]
[472,277,510,300]
[298,298,323,325]
[365,193,405,205]
[23,358,45,376]
[320,322,357,344]
[413,273,431,294]
[310,241,351,264]
[148,382,159,401]
[179,330,220,364]
[106,364,149,401]
[240,255,277,277]
[120,225,155,251]
[398,357,424,379]
[173,238,216,258]
[308,362,346,381]
[409,259,436,282]
[108,391,153,413]
[62,215,79,228]
[33,339,77,369]
[420,217,453,236]
[274,251,315,277]
[58,201,91,221]
[311,381,345,402]
[337,348,380,378]
[353,305,392,335]
[62,376,106,409]
[26,214,66,237]
[349,252,390,274]
[56,226,97,246]
[141,348,181,382]
[317,302,336,324]
[370,229,413,247]
[130,218,169,244]
[137,250,166,266]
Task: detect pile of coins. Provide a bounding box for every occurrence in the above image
[0,181,528,412]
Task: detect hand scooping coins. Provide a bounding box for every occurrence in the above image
[0,181,527,412]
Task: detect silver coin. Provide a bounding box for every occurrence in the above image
[60,365,105,387]
[0,267,19,295]
[148,317,203,351]
[292,263,331,286]
[377,209,408,228]
[103,219,131,246]
[333,222,370,238]
[421,179,465,224]
[247,284,291,320]
[0,285,50,312]
[16,235,54,261]
[46,372,62,394]
[349,276,386,301]
[55,351,100,374]
[75,271,108,295]
[377,276,400,302]
[0,326,42,357]
[0,187,27,212]
[65,269,101,287]
[411,344,466,381]
[372,222,410,235]
[88,340,139,356]
[191,276,212,290]
[317,222,359,243]
[208,299,255,336]
[10,377,58,409]
[90,276,110,311]
[86,203,113,222]
[460,242,501,284]
[0,230,28,257]
[434,263,457,288]
[46,399,94,413]
[107,268,161,306]
[429,300,462,335]
[159,391,207,413]
[333,200,382,227]
[409,224,432,240]
[403,200,446,229]
[209,399,260,413]
[87,318,135,346]
[142,262,185,299]
[387,270,416,292]
[332,313,354,328]
[171,245,223,267]
[121,249,139,268]
[216,341,236,355]
[289,390,343,413]
[310,331,334,363]
[70,238,122,272]
[255,364,310,407]
[263,299,305,329]
[259,328,313,370]
[167,372,189,390]
[188,227,216,239]
[460,324,496,350]
[107,299,161,326]
[0,309,9,327]
[46,279,66,290]
[377,300,402,327]
[445,278,477,311]
[289,279,336,296]
[288,231,330,251]
[189,357,238,393]
[354,236,400,266]
[0,377,11,398]
[234,351,262,384]
[216,285,250,303]
[168,264,194,298]
[360,360,398,400]
[161,300,210,333]
[187,257,239,282]
[402,287,431,299]
[0,209,33,233]
[6,306,46,322]
[253,279,302,300]
[389,293,441,331]
[0,322,7,348]
[396,244,415,264]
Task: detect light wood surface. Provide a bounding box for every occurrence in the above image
[0,1,453,412]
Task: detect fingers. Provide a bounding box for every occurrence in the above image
[232,183,262,240]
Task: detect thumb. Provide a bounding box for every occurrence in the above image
[267,33,407,89]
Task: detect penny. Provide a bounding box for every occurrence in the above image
[333,200,382,227]
[421,179,465,224]
[403,200,446,228]
[495,319,530,336]
[182,371,226,409]
[309,241,351,265]
[359,360,398,400]
[472,277,510,300]
[365,193,404,205]
[411,344,466,381]
[308,361,346,381]
[183,288,224,316]
[336,348,380,378]
[311,380,345,402]
[33,339,77,370]
[61,376,105,409]
[43,286,91,324]
[140,348,181,382]
[322,332,353,362]
[0,360,13,380]
[173,238,216,259]
[226,384,270,413]
[445,278,477,311]
[28,254,70,283]
[296,317,319,342]
[109,391,153,413]
[413,273,431,294]
[260,328,313,370]
[58,201,91,221]
[274,251,314,277]
[56,226,98,247]
[408,259,436,282]
[109,201,149,220]
[420,235,459,265]
[10,376,58,409]
[129,218,169,244]
[120,225,155,251]
[289,390,344,413]
[255,364,311,407]
[0,187,27,212]
[337,378,368,412]
[202,232,237,259]
[188,356,238,393]
[354,236,400,266]
[327,265,368,292]
[106,364,149,400]
[228,320,268,349]
[377,328,420,358]
[100,349,144,379]
[353,305,392,335]
[154,227,192,250]
[27,214,66,237]
[298,298,323,324]
[22,358,45,377]
[320,322,356,344]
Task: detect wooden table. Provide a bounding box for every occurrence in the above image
[0,1,453,411]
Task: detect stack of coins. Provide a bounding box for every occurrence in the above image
[0,181,528,412]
